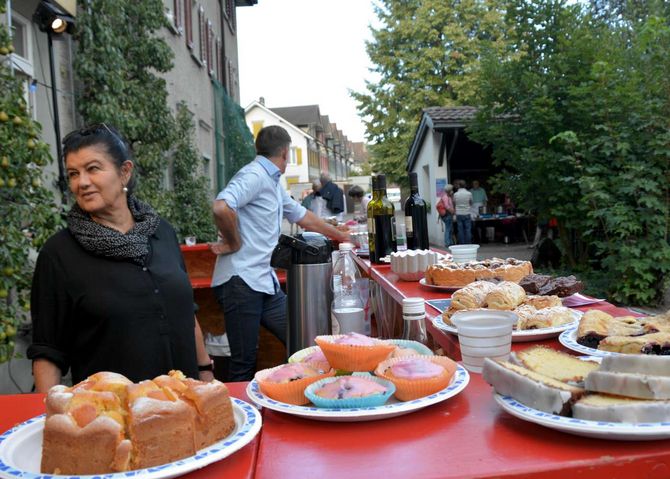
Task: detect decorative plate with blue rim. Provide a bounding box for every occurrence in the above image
[0,398,261,479]
[245,364,469,422]
[559,325,621,357]
[494,394,670,440]
[433,310,582,343]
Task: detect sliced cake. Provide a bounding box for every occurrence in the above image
[482,358,585,415]
[511,346,599,384]
[573,394,670,423]
[585,355,670,400]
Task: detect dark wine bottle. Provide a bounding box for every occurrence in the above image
[372,174,396,262]
[366,176,378,263]
[405,172,429,250]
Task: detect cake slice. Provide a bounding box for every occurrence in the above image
[511,346,599,384]
[599,355,670,376]
[585,370,670,400]
[482,358,585,415]
[573,393,670,423]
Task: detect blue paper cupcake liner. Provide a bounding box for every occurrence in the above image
[304,373,396,409]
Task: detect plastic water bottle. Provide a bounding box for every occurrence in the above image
[402,297,428,344]
[331,242,368,335]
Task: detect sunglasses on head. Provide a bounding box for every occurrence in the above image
[63,123,126,150]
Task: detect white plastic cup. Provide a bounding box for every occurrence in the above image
[450,310,517,373]
[185,236,197,246]
[449,244,480,263]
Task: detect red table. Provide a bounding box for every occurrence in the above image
[0,383,259,479]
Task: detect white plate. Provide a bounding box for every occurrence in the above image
[494,393,670,440]
[558,325,625,357]
[0,398,261,479]
[246,364,469,422]
[433,310,582,342]
[419,278,464,292]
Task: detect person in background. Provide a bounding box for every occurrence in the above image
[470,180,487,218]
[318,171,345,221]
[453,179,473,244]
[301,179,321,212]
[347,184,366,221]
[211,125,350,381]
[28,124,212,392]
[438,184,455,247]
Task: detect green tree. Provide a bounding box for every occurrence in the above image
[352,0,507,186]
[0,3,63,363]
[169,103,217,243]
[74,0,176,212]
[470,1,670,303]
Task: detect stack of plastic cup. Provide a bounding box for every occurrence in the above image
[448,244,480,263]
[450,310,518,373]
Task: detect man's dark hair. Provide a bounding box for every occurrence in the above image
[255,125,291,158]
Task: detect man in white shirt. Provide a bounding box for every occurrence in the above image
[453,180,473,244]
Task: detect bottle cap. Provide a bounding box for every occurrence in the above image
[338,242,355,251]
[402,297,425,317]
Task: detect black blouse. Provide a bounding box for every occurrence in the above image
[28,219,199,383]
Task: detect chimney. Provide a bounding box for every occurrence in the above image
[259,96,265,106]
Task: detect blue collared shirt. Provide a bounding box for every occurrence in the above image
[211,156,307,294]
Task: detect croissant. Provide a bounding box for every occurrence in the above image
[485,281,526,310]
[451,281,497,310]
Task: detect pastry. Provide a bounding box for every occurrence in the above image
[41,371,235,475]
[597,332,670,355]
[255,362,335,405]
[374,355,457,401]
[485,281,526,310]
[573,394,670,423]
[425,258,533,287]
[450,281,497,310]
[315,333,396,371]
[304,375,395,408]
[576,310,644,349]
[510,346,599,384]
[512,304,537,330]
[523,294,562,310]
[516,306,575,330]
[482,358,585,415]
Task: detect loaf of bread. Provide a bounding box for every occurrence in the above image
[41,371,235,475]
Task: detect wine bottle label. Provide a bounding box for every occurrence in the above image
[367,218,375,234]
[405,216,413,235]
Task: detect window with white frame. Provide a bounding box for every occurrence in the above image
[289,147,298,166]
[9,12,35,118]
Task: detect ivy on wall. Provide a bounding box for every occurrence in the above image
[0,3,63,364]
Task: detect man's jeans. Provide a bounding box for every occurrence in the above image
[456,215,472,244]
[213,276,287,381]
[441,214,454,247]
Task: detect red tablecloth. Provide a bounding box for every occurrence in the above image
[0,383,258,479]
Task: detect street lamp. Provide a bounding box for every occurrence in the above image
[32,0,75,198]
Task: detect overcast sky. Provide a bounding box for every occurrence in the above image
[236,0,378,143]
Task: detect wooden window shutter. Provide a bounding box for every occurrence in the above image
[185,0,193,49]
[216,38,222,80]
[208,22,215,76]
[296,148,303,165]
[252,121,264,138]
[199,6,206,64]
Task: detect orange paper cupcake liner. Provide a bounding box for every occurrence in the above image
[255,366,336,406]
[374,355,457,401]
[315,335,396,372]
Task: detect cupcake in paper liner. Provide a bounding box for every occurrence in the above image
[255,362,335,405]
[315,333,396,372]
[385,339,434,359]
[304,373,396,409]
[374,355,457,401]
[287,345,331,372]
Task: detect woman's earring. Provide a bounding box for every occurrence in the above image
[123,185,128,193]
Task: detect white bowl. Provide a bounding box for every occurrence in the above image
[390,249,441,281]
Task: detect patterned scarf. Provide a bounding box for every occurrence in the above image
[67,195,161,265]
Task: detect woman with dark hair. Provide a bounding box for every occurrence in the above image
[28,124,213,392]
